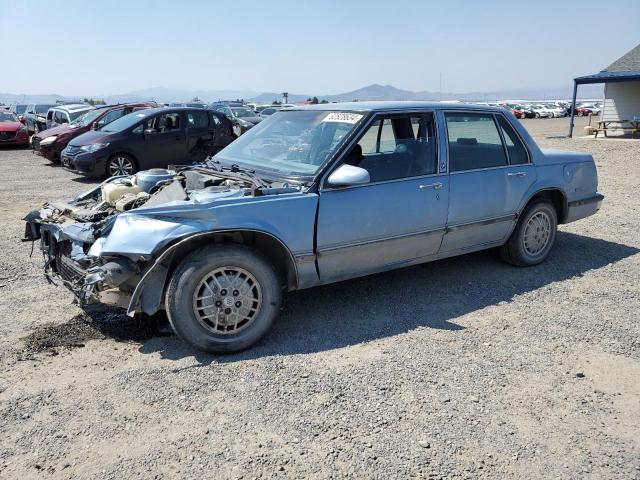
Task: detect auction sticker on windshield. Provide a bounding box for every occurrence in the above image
[322,112,363,124]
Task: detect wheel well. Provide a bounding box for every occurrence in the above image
[527,189,567,223]
[163,230,297,291]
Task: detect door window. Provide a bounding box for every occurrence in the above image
[155,112,181,132]
[187,110,209,128]
[210,112,222,125]
[344,113,437,183]
[54,111,65,124]
[496,115,529,165]
[445,112,508,172]
[95,109,125,129]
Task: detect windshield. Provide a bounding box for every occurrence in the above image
[215,110,364,176]
[0,112,18,122]
[101,111,151,133]
[35,104,55,114]
[69,109,91,121]
[71,109,102,127]
[14,105,27,114]
[231,107,255,118]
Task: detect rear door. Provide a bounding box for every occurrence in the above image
[439,111,536,252]
[185,109,212,161]
[209,111,236,150]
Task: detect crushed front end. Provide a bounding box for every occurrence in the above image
[24,187,146,308]
[23,166,281,312]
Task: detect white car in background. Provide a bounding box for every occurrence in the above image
[545,105,567,118]
[530,105,554,118]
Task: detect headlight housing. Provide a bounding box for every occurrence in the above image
[39,135,58,145]
[79,143,109,153]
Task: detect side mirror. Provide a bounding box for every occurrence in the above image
[143,128,157,137]
[327,164,370,188]
[19,118,26,125]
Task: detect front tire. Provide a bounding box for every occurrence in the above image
[165,245,283,353]
[500,200,557,266]
[107,153,137,177]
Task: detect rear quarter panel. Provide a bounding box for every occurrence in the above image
[517,147,598,215]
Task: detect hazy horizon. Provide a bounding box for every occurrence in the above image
[2,0,638,97]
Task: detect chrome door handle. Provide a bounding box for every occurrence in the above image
[507,171,527,178]
[419,182,443,190]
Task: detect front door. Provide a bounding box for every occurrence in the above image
[440,111,537,252]
[317,113,448,283]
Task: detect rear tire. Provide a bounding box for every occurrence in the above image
[165,245,282,353]
[500,200,557,267]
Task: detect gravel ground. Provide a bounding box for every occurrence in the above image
[0,117,639,479]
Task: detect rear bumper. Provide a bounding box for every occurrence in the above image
[565,193,604,223]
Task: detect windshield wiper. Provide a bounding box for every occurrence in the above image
[199,158,268,187]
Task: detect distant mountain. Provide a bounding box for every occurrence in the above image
[0,93,72,105]
[1,83,604,106]
[107,87,261,104]
[250,83,604,103]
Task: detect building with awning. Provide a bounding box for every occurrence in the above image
[569,43,640,137]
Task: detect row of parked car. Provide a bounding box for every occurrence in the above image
[0,99,295,177]
[495,102,602,119]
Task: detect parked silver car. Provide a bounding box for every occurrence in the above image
[24,102,603,353]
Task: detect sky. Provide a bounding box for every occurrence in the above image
[1,0,638,96]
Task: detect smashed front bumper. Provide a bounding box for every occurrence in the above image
[23,216,137,309]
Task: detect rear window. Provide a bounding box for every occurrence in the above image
[445,112,508,172]
[35,104,55,114]
[496,116,529,165]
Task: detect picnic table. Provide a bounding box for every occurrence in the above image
[595,118,640,138]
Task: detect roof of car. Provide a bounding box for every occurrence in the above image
[294,101,504,113]
[131,106,210,116]
[53,104,94,112]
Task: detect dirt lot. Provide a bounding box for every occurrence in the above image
[0,117,639,479]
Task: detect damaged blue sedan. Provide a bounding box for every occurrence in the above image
[24,102,603,353]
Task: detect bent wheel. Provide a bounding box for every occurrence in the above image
[166,245,282,353]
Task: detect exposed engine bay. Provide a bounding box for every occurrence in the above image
[23,165,299,312]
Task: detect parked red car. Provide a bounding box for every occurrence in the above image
[510,107,525,119]
[32,102,157,162]
[0,111,30,147]
[575,106,594,116]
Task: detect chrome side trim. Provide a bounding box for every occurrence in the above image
[317,227,446,253]
[445,213,517,232]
